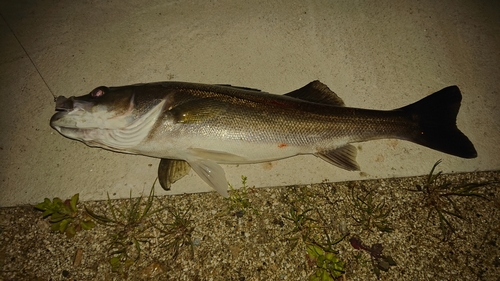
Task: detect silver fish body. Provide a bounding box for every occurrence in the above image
[50,81,477,196]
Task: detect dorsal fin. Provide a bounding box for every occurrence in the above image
[284,80,345,106]
[216,84,262,92]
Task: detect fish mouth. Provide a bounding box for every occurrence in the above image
[50,96,76,130]
[54,96,94,113]
[51,96,74,127]
[50,96,96,130]
[50,113,80,137]
[55,96,74,112]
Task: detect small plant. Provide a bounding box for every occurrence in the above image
[154,203,195,259]
[282,186,347,280]
[282,206,316,248]
[225,176,259,217]
[86,184,165,274]
[307,244,345,280]
[35,193,95,238]
[350,237,396,278]
[350,188,393,233]
[411,160,493,241]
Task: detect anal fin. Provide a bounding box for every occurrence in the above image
[316,145,360,171]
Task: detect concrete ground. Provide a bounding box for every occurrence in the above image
[1,0,499,207]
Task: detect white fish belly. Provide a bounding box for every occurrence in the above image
[133,135,321,164]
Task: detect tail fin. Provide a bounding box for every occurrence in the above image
[400,86,477,158]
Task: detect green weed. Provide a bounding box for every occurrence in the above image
[282,186,347,280]
[85,184,165,274]
[282,206,316,248]
[307,244,345,281]
[411,160,493,241]
[35,193,95,238]
[350,188,393,233]
[225,176,259,217]
[154,202,195,259]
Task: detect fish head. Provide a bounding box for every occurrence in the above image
[50,86,165,151]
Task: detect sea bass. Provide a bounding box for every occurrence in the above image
[50,81,477,197]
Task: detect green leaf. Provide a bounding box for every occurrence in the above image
[385,255,397,266]
[333,261,345,272]
[70,194,79,213]
[80,220,95,230]
[325,257,344,277]
[306,244,324,258]
[378,260,390,271]
[53,197,63,206]
[309,275,320,281]
[133,238,142,261]
[320,269,333,281]
[129,195,142,223]
[110,256,122,272]
[325,252,336,262]
[59,219,70,232]
[51,221,60,231]
[34,199,51,211]
[84,206,115,224]
[317,255,326,267]
[107,193,120,222]
[66,224,76,238]
[141,184,155,219]
[42,210,54,217]
[373,264,381,278]
[50,212,68,223]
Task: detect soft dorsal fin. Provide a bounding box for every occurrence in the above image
[284,80,345,106]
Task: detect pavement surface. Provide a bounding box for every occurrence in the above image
[1,0,499,206]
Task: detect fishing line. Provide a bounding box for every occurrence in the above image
[0,13,57,101]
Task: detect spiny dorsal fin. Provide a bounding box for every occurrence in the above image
[316,145,360,171]
[157,159,191,191]
[216,84,262,92]
[285,80,345,106]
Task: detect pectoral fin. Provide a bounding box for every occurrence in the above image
[187,158,229,197]
[316,145,360,171]
[157,159,192,191]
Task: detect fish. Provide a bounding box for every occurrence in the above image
[50,80,477,197]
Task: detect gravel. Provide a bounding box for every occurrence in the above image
[1,170,499,281]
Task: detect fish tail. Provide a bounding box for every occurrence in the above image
[400,85,477,158]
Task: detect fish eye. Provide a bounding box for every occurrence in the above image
[90,86,108,98]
